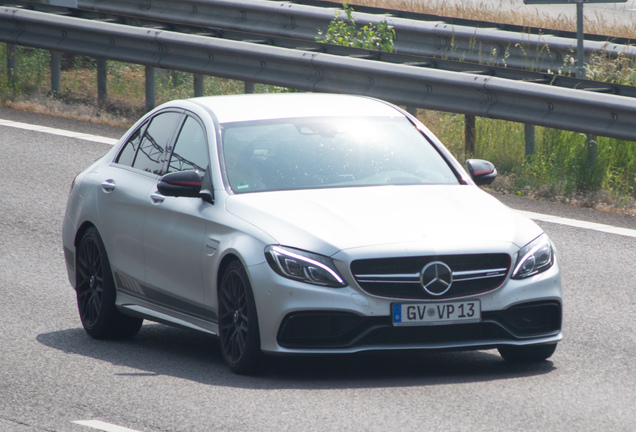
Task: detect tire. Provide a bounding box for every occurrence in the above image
[218,260,262,375]
[76,227,143,339]
[498,343,557,363]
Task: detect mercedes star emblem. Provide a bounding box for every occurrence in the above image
[420,261,453,296]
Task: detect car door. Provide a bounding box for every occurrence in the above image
[142,114,213,320]
[97,110,184,297]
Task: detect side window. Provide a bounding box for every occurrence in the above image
[132,112,183,175]
[167,116,208,173]
[116,122,146,167]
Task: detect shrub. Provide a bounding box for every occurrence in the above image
[317,3,395,52]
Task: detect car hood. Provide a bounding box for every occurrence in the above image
[224,185,542,257]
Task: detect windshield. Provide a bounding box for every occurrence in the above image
[221,116,459,193]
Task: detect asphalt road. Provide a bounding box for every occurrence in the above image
[1,108,635,432]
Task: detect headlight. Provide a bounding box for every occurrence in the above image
[512,234,555,279]
[265,246,347,288]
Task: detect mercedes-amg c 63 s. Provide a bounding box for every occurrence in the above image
[63,93,562,374]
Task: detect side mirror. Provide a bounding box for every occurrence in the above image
[157,170,203,198]
[465,159,497,186]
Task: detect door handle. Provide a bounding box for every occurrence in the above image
[101,179,116,193]
[150,192,165,204]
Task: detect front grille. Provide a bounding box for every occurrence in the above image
[351,254,510,300]
[277,312,516,349]
[356,321,512,347]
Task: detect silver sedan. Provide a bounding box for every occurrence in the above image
[62,93,562,374]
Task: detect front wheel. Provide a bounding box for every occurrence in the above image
[76,227,143,339]
[498,343,557,363]
[218,261,262,374]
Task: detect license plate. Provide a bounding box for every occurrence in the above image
[392,300,481,326]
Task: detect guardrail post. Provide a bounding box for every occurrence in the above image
[464,115,476,157]
[145,65,156,111]
[406,106,417,117]
[97,58,107,106]
[244,81,254,94]
[573,0,598,167]
[6,43,17,84]
[50,51,61,96]
[524,124,535,158]
[193,73,204,97]
[575,1,585,80]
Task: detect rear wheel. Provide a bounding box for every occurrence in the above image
[76,227,142,339]
[218,261,262,374]
[498,343,557,362]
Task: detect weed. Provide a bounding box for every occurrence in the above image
[317,3,396,52]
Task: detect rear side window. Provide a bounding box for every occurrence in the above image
[116,111,184,175]
[116,123,145,167]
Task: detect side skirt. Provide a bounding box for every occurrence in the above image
[116,291,218,336]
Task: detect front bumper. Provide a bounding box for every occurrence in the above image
[248,257,562,354]
[277,300,561,350]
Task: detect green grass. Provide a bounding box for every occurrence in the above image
[418,110,636,208]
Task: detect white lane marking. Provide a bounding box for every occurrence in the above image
[2,116,634,238]
[519,210,636,239]
[0,118,118,145]
[73,420,145,432]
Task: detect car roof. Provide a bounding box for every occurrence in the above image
[186,93,404,124]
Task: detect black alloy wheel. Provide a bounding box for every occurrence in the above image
[218,260,262,374]
[76,227,142,339]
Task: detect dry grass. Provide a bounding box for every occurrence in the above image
[350,0,636,39]
[4,96,139,128]
[489,174,636,216]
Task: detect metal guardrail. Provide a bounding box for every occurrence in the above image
[1,6,635,142]
[7,0,636,101]
[11,0,636,74]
